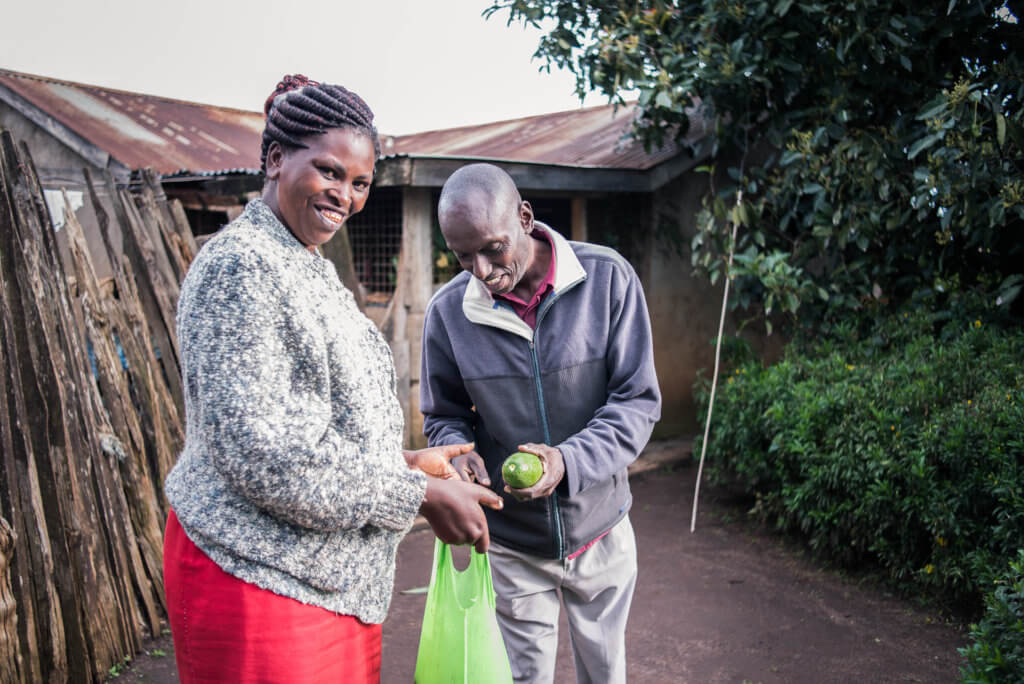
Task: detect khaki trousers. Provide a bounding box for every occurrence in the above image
[488,515,637,684]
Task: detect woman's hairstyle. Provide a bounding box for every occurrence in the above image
[259,74,381,172]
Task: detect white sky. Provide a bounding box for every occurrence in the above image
[0,0,615,135]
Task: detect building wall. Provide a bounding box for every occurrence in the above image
[645,171,784,438]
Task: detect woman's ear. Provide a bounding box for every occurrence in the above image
[264,141,285,181]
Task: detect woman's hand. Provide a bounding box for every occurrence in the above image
[404,443,474,480]
[420,477,503,553]
[504,443,565,501]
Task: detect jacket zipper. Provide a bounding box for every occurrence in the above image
[531,293,564,559]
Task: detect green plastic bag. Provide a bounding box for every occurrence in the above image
[413,538,514,684]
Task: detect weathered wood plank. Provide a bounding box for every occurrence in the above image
[0,131,73,684]
[132,173,187,289]
[0,517,24,684]
[2,133,129,682]
[98,170,185,418]
[83,169,181,514]
[140,169,196,271]
[64,192,164,634]
[166,198,198,265]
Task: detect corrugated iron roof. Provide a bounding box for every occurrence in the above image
[0,68,264,175]
[0,68,701,177]
[385,101,705,171]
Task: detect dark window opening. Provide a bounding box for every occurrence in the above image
[184,208,230,237]
[527,197,571,237]
[587,193,649,276]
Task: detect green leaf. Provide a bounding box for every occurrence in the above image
[916,98,948,121]
[776,58,803,73]
[907,132,944,160]
[655,90,674,108]
[996,113,1006,149]
[996,284,1021,307]
[774,0,794,17]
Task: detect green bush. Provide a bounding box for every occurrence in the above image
[959,550,1024,684]
[695,307,1024,612]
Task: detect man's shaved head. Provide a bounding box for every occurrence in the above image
[438,163,521,227]
[437,163,544,298]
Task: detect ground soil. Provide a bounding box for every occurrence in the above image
[110,441,967,683]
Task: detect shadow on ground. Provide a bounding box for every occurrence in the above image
[112,438,966,683]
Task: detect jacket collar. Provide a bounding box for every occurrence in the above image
[461,222,586,336]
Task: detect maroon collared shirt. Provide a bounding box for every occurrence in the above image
[495,229,556,329]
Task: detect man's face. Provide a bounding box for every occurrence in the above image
[441,196,534,296]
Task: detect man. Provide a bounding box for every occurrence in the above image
[420,163,661,684]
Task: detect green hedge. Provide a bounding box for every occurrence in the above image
[695,306,1023,678]
[959,550,1024,683]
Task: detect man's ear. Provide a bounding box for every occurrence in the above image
[265,141,285,181]
[519,200,534,232]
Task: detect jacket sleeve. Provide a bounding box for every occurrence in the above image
[181,251,425,533]
[420,298,477,447]
[556,261,662,496]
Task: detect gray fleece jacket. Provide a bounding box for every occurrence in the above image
[165,199,426,624]
[421,223,661,559]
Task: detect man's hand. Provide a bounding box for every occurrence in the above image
[404,443,474,480]
[504,443,565,501]
[420,477,503,553]
[450,449,491,486]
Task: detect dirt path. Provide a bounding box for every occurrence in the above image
[112,442,966,683]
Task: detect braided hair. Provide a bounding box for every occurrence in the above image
[259,74,381,173]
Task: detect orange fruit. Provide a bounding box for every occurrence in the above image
[502,451,543,489]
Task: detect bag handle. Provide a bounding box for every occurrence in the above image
[434,539,495,610]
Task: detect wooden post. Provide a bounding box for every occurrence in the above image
[401,187,433,448]
[571,197,588,242]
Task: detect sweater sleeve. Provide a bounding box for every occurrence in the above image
[420,298,477,447]
[556,261,662,496]
[180,250,425,532]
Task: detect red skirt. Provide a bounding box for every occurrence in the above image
[163,510,382,683]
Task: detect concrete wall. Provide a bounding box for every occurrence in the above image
[644,171,784,438]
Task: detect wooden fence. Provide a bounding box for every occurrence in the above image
[0,130,192,682]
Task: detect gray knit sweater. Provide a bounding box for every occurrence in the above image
[165,199,426,624]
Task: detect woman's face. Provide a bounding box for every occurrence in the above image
[264,127,376,250]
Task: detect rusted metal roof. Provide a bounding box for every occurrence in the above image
[385,101,705,171]
[0,68,702,178]
[0,68,264,175]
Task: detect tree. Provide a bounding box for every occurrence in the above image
[486,0,1024,327]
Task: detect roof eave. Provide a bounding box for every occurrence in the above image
[375,144,712,193]
[0,81,112,170]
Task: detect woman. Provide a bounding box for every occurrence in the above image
[163,75,501,683]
